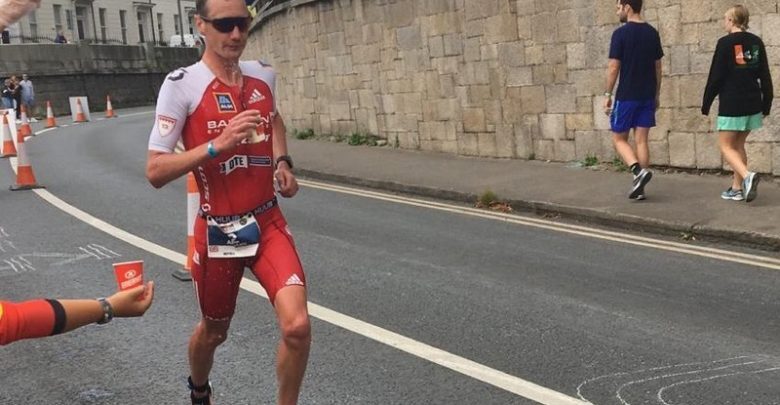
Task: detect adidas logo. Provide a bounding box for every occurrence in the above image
[285,274,304,286]
[248,89,265,104]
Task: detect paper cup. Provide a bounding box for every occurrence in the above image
[113,260,144,291]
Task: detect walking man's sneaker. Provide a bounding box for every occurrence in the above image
[629,169,653,199]
[720,187,744,201]
[742,172,760,203]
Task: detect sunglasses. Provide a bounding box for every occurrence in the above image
[200,16,251,33]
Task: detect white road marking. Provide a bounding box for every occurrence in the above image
[298,180,780,271]
[8,129,591,405]
[657,366,780,405]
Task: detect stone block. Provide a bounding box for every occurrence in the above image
[525,45,545,65]
[443,34,463,56]
[498,42,525,67]
[464,38,481,62]
[484,14,519,44]
[566,113,593,131]
[555,140,577,162]
[428,36,445,58]
[458,132,480,156]
[593,97,611,130]
[517,15,532,40]
[520,85,547,114]
[577,96,594,113]
[533,65,555,85]
[556,9,580,43]
[531,12,556,44]
[478,133,498,157]
[681,0,711,23]
[330,102,352,121]
[546,85,577,113]
[507,67,534,87]
[574,130,605,160]
[669,132,696,168]
[657,5,681,44]
[649,140,670,166]
[397,26,422,50]
[567,43,586,70]
[774,143,780,176]
[534,139,555,161]
[495,124,516,158]
[746,142,773,173]
[763,13,780,46]
[515,121,534,158]
[463,108,486,132]
[465,0,500,21]
[695,132,722,169]
[540,113,565,140]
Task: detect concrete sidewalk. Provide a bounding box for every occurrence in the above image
[289,138,780,251]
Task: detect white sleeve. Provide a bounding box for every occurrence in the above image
[148,70,189,153]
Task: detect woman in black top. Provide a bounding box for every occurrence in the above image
[702,5,772,203]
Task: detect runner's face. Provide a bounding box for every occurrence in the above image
[198,0,250,61]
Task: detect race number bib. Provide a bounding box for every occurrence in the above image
[206,213,260,258]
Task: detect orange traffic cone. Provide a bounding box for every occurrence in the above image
[173,172,198,281]
[1,113,17,158]
[10,125,43,190]
[19,106,32,137]
[74,99,86,123]
[105,95,115,118]
[45,101,57,128]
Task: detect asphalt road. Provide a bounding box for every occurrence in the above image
[1,111,780,404]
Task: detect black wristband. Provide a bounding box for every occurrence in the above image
[275,155,293,170]
[46,299,66,335]
[96,298,114,325]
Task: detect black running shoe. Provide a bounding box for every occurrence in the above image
[629,169,652,199]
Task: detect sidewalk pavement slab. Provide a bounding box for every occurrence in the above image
[289,138,780,251]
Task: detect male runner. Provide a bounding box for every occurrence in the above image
[604,0,663,200]
[145,0,310,404]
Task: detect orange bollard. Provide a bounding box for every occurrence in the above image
[10,125,43,190]
[19,106,32,137]
[173,172,198,281]
[105,95,115,118]
[1,113,17,158]
[74,99,87,123]
[45,101,57,128]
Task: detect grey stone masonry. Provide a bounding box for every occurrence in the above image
[245,0,780,174]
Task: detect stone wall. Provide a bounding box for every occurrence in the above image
[245,0,780,175]
[0,43,198,114]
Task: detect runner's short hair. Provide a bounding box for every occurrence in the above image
[619,0,643,14]
[726,5,750,30]
[196,0,208,17]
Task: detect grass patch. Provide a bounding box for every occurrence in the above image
[347,132,380,146]
[293,128,315,140]
[477,190,498,207]
[582,155,599,167]
[611,157,629,172]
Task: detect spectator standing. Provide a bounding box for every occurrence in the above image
[19,73,34,117]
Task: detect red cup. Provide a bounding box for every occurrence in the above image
[113,260,144,292]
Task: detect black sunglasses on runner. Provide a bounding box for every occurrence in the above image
[200,16,251,33]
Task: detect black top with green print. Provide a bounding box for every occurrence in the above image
[702,31,773,117]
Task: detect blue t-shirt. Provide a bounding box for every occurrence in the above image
[609,22,664,101]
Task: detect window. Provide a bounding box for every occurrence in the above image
[137,11,145,43]
[174,14,181,36]
[157,13,164,42]
[28,10,38,40]
[99,8,106,42]
[65,9,73,30]
[119,10,127,44]
[53,4,63,35]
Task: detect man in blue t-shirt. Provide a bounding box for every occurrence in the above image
[604,0,663,200]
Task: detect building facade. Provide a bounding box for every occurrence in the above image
[4,0,198,45]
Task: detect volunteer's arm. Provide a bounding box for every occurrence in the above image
[0,0,41,32]
[0,282,154,346]
[604,59,620,114]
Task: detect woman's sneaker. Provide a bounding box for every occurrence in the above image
[720,187,744,201]
[742,172,760,203]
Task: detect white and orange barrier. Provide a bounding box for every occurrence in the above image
[45,101,57,128]
[19,106,32,137]
[68,97,91,123]
[173,172,198,281]
[105,95,116,118]
[10,124,43,191]
[1,113,17,158]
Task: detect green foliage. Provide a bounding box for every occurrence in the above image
[612,157,629,172]
[293,128,315,140]
[478,190,498,207]
[347,132,380,146]
[528,153,536,161]
[582,155,599,167]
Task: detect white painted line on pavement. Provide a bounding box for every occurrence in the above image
[9,142,588,405]
[298,180,780,271]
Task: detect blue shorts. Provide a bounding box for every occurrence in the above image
[610,99,656,133]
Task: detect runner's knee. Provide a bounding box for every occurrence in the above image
[280,315,311,348]
[197,321,230,347]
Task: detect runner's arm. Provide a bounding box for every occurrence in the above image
[0,0,41,32]
[655,59,663,109]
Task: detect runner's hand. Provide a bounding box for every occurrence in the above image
[0,0,41,30]
[213,110,262,153]
[603,96,613,116]
[275,165,298,198]
[107,282,155,317]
